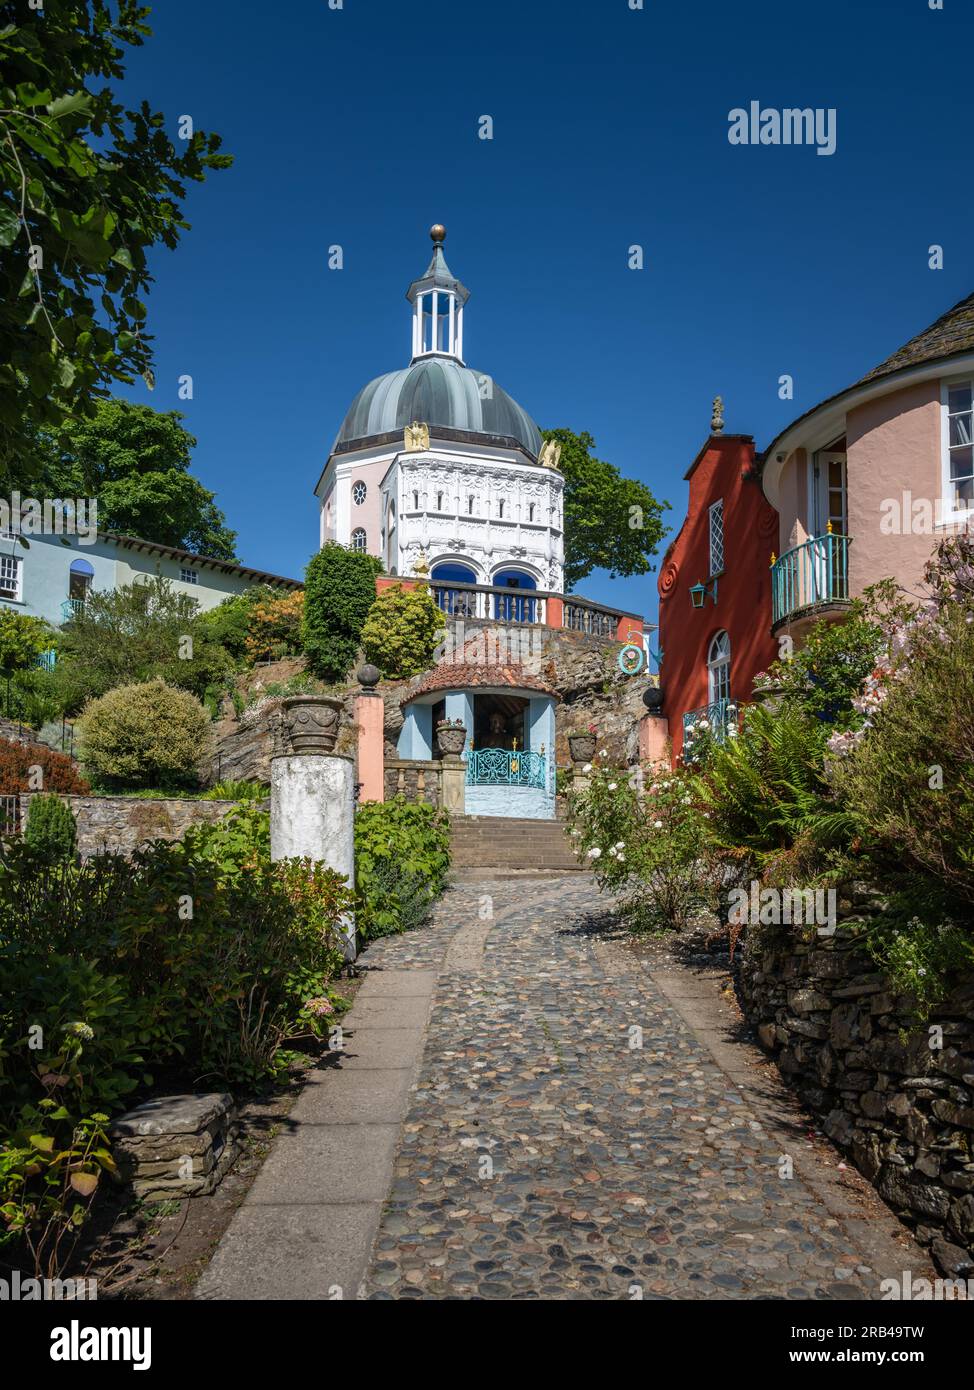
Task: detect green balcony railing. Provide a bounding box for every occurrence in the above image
[465,748,546,789]
[771,532,850,626]
[60,596,85,622]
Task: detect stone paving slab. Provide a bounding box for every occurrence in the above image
[197,1203,379,1301]
[246,1123,400,1205]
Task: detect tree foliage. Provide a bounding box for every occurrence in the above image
[52,574,233,714]
[23,792,76,860]
[361,582,444,680]
[541,428,668,591]
[0,606,53,671]
[0,1,232,488]
[39,398,237,557]
[302,542,382,682]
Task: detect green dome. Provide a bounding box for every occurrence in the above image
[335,357,542,457]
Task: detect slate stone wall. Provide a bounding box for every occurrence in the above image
[740,892,974,1277]
[18,792,236,858]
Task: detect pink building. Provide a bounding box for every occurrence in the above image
[763,291,974,640]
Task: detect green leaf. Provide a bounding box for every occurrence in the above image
[47,92,93,121]
[29,1134,55,1153]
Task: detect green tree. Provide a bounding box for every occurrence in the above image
[302,542,382,682]
[361,583,444,679]
[52,574,233,714]
[541,428,669,591]
[0,2,232,489]
[40,399,236,557]
[764,603,881,728]
[0,607,53,671]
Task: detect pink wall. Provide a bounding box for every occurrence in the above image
[846,379,941,595]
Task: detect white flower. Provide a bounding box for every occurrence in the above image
[582,763,592,773]
[615,841,625,850]
[607,782,617,791]
[616,853,625,863]
[599,749,608,758]
[587,847,602,859]
[653,820,663,829]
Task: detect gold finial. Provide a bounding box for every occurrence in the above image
[711,396,725,435]
[826,520,833,534]
[770,552,776,566]
[430,224,446,244]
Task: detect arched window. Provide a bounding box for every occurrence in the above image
[497,499,505,519]
[351,528,367,553]
[436,491,444,511]
[707,630,731,705]
[528,503,535,522]
[492,568,537,623]
[69,557,94,601]
[431,562,478,617]
[352,480,367,505]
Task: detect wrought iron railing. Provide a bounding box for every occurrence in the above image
[682,699,738,750]
[465,747,546,789]
[0,794,21,836]
[771,532,851,626]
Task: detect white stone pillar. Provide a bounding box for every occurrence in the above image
[271,754,356,961]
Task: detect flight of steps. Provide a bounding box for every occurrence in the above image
[449,815,584,873]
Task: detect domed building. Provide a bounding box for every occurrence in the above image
[315,226,566,605]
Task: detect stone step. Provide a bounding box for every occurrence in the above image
[449,815,583,870]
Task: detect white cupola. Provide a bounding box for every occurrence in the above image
[406,224,470,364]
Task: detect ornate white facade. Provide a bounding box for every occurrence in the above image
[315,226,565,596]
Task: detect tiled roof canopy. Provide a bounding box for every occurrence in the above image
[858,291,974,385]
[402,662,559,706]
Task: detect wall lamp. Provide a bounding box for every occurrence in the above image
[689,578,718,609]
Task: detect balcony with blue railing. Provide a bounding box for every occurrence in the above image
[465,747,546,789]
[771,530,851,629]
[60,596,85,623]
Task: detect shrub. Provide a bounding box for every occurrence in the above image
[830,600,974,907]
[0,737,89,794]
[302,542,382,682]
[245,590,304,663]
[0,809,354,1272]
[759,603,882,728]
[567,761,719,932]
[1,666,63,730]
[354,798,451,940]
[77,678,210,789]
[0,608,54,671]
[361,583,444,679]
[52,575,235,715]
[692,702,852,886]
[201,779,268,801]
[23,794,76,860]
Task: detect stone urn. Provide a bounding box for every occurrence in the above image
[568,732,597,764]
[436,723,467,757]
[280,695,343,755]
[642,685,664,712]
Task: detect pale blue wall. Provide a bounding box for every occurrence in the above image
[398,703,433,759]
[466,784,552,819]
[0,532,292,630]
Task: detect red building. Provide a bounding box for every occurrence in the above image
[657,417,779,763]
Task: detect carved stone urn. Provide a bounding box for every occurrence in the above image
[435,723,467,758]
[568,733,597,764]
[280,695,343,755]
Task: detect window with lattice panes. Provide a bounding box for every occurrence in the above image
[0,554,21,600]
[708,499,725,577]
[351,528,367,552]
[947,381,974,510]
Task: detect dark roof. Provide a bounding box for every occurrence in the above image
[858,291,974,385]
[403,660,559,706]
[104,533,301,589]
[335,358,542,457]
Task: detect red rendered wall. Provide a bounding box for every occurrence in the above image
[657,435,779,763]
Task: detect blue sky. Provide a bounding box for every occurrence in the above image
[119,0,973,623]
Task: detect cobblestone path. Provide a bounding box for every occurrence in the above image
[360,874,921,1300]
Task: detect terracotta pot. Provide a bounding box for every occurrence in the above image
[568,733,597,763]
[436,724,467,757]
[281,695,343,755]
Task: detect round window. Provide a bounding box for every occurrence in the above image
[352,481,367,505]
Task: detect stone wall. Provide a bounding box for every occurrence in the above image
[19,792,237,858]
[740,898,974,1277]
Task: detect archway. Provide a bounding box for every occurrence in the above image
[491,568,538,623]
